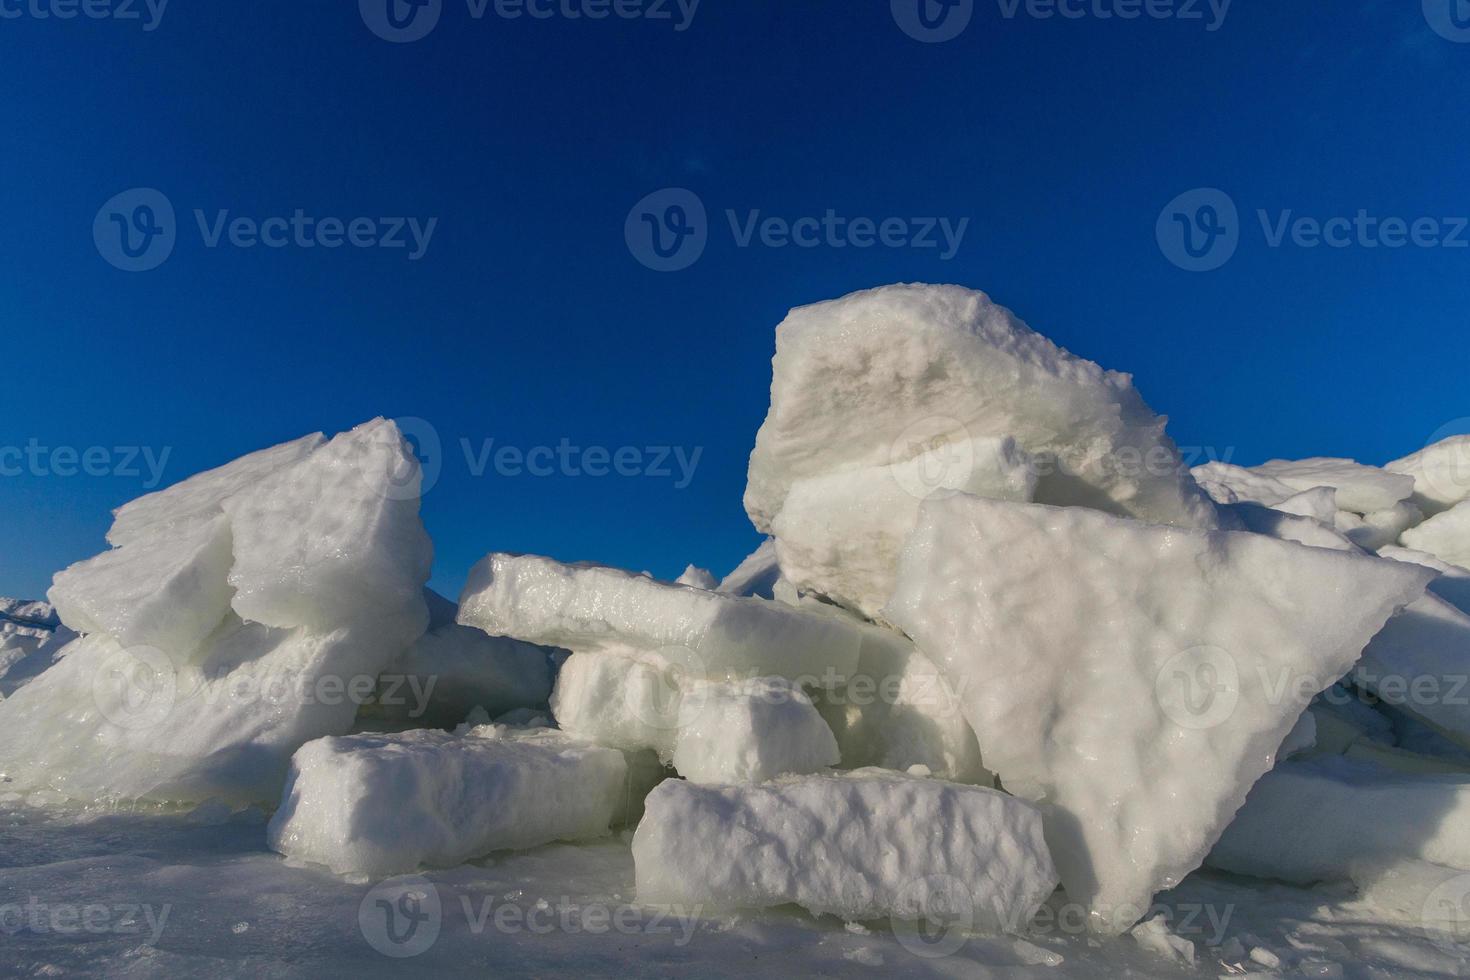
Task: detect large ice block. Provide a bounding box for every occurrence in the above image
[671,676,839,784]
[1246,457,1413,514]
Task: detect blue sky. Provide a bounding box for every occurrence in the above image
[2,0,1468,599]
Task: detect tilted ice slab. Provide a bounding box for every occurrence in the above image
[1387,435,1470,515]
[770,435,1036,620]
[716,538,783,599]
[1380,546,1470,615]
[107,432,325,547]
[633,770,1057,932]
[675,565,718,590]
[1210,756,1470,884]
[1400,500,1470,571]
[744,284,1220,546]
[1191,461,1299,508]
[48,514,235,660]
[1246,457,1413,515]
[885,494,1432,933]
[458,554,862,686]
[672,676,839,784]
[0,419,433,805]
[1343,500,1425,552]
[268,725,627,877]
[379,623,555,729]
[0,598,60,629]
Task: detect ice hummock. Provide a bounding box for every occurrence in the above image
[885,493,1432,933]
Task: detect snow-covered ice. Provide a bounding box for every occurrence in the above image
[715,538,783,599]
[632,770,1057,932]
[670,676,839,784]
[1246,457,1414,514]
[457,553,862,686]
[377,622,555,728]
[549,651,684,756]
[885,493,1432,932]
[1388,434,1470,515]
[1380,544,1470,614]
[268,725,628,876]
[1400,499,1470,571]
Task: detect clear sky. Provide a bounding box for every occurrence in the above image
[2,0,1468,600]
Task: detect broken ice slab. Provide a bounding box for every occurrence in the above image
[268,725,628,877]
[671,676,839,784]
[885,493,1432,933]
[632,770,1057,932]
[457,553,862,686]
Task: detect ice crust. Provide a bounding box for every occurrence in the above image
[1247,457,1414,514]
[1210,756,1470,884]
[457,553,862,686]
[268,725,627,876]
[632,770,1058,931]
[0,419,432,805]
[885,493,1432,932]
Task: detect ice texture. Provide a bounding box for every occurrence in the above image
[107,432,325,547]
[458,553,861,686]
[744,284,1219,550]
[223,418,432,640]
[1246,457,1414,514]
[268,725,627,876]
[379,623,555,728]
[47,514,235,659]
[769,435,1036,620]
[1379,545,1470,614]
[1345,501,1425,551]
[1191,461,1299,507]
[1272,487,1339,525]
[885,493,1432,932]
[550,651,683,756]
[633,770,1057,931]
[0,419,433,805]
[671,676,839,784]
[1210,756,1470,884]
[675,565,718,590]
[1400,499,1470,571]
[1387,435,1470,515]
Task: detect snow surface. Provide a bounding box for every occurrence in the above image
[885,493,1432,933]
[632,770,1057,931]
[1401,500,1470,571]
[268,725,628,877]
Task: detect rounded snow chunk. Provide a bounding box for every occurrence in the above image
[223,418,432,642]
[632,769,1057,932]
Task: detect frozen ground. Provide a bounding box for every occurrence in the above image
[1,799,1467,979]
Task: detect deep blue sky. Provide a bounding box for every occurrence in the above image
[3,0,1468,600]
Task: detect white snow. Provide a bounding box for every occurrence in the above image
[1400,499,1470,571]
[1191,461,1300,507]
[549,651,684,756]
[671,676,839,784]
[674,565,718,590]
[1272,486,1339,524]
[885,493,1432,933]
[744,285,1220,558]
[0,419,432,805]
[632,770,1057,931]
[457,553,862,686]
[1387,434,1470,515]
[1210,756,1470,885]
[1379,545,1470,614]
[1344,500,1425,551]
[769,434,1036,620]
[1247,457,1414,514]
[268,724,628,876]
